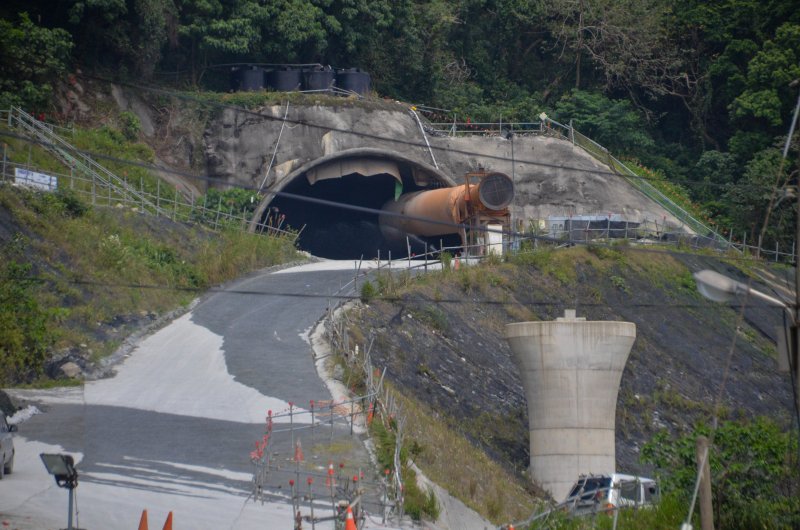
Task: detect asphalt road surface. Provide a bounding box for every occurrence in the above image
[0,259,400,529]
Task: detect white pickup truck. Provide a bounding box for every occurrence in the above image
[563,473,659,515]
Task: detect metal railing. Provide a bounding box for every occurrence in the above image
[412,105,727,244]
[324,305,407,521]
[247,390,395,528]
[570,128,723,241]
[0,159,296,238]
[356,222,793,266]
[4,107,172,217]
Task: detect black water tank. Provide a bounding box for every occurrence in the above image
[303,66,335,91]
[238,66,264,91]
[336,68,371,95]
[266,68,301,91]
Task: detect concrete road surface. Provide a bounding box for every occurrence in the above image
[0,259,411,529]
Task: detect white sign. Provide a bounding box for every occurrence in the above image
[14,168,57,191]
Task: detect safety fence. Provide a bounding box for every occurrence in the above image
[514,482,654,530]
[567,125,725,243]
[534,217,794,263]
[0,157,296,239]
[324,304,408,520]
[413,105,729,247]
[360,218,788,266]
[1,107,297,239]
[3,106,169,216]
[245,305,408,529]
[247,394,396,529]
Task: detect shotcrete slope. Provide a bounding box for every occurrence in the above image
[194,99,684,227]
[343,248,794,480]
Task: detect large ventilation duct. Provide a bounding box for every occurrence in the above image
[505,310,636,500]
[378,171,513,243]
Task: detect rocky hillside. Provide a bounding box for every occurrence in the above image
[341,246,794,481]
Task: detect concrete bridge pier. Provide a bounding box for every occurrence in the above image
[505,310,636,500]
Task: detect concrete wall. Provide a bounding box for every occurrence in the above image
[202,102,686,229]
[505,310,636,500]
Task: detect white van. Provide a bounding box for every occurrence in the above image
[563,473,659,515]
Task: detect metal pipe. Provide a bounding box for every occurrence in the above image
[379,172,513,242]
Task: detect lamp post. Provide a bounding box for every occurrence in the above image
[693,269,800,423]
[40,453,78,530]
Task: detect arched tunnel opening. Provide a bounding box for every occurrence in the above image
[266,160,461,259]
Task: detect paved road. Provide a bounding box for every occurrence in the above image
[0,260,397,529]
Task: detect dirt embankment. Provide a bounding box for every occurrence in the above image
[343,247,793,478]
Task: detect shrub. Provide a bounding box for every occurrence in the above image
[641,418,800,529]
[119,111,141,141]
[360,280,377,303]
[440,251,452,271]
[0,257,56,383]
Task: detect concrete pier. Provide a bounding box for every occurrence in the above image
[505,310,636,500]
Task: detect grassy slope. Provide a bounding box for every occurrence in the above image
[0,181,299,386]
[342,246,793,523]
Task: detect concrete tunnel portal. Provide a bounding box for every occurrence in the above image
[261,151,461,259]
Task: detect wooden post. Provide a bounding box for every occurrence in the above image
[696,436,714,530]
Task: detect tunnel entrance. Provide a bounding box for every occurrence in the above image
[267,163,460,259]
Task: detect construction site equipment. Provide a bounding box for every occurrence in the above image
[379,170,513,253]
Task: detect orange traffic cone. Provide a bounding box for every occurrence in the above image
[326,460,335,488]
[137,510,148,530]
[162,511,173,530]
[344,505,357,530]
[508,525,515,530]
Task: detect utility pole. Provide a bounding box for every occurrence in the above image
[696,436,714,530]
[786,79,800,427]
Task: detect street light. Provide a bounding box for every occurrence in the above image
[693,269,791,309]
[40,453,78,530]
[693,269,800,420]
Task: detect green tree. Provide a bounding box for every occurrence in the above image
[0,239,57,384]
[67,0,172,79]
[642,418,799,529]
[723,147,793,248]
[730,23,800,127]
[544,0,683,98]
[0,12,73,111]
[689,150,738,203]
[663,0,799,148]
[553,90,654,154]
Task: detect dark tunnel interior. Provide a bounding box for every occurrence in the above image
[266,170,461,259]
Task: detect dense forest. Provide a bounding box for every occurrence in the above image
[1,0,799,247]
